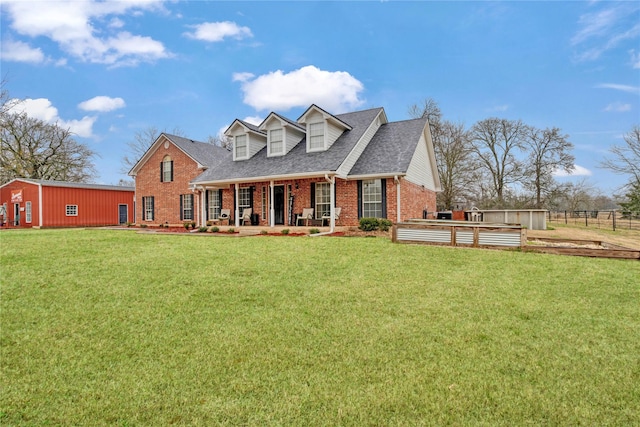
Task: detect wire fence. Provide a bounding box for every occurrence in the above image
[548,210,640,231]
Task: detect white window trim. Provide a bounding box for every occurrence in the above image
[66,205,78,217]
[162,156,172,182]
[181,194,194,221]
[307,121,326,152]
[268,128,285,157]
[234,134,248,160]
[207,190,221,220]
[25,201,32,223]
[315,182,331,219]
[362,179,383,218]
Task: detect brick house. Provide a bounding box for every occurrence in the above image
[130,105,440,229]
[191,105,441,229]
[128,134,229,226]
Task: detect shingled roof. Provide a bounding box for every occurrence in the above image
[129,133,230,176]
[192,107,384,183]
[349,117,428,176]
[163,133,229,168]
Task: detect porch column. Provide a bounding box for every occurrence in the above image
[329,177,336,232]
[235,184,240,228]
[200,189,206,227]
[269,181,275,227]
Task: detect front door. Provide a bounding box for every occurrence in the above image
[118,204,128,225]
[274,185,285,225]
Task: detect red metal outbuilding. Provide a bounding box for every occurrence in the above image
[0,179,135,228]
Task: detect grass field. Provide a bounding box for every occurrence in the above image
[1,229,639,425]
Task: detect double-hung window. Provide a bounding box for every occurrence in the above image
[235,135,247,159]
[237,187,251,215]
[269,129,283,155]
[315,182,331,219]
[309,122,325,150]
[142,196,154,221]
[362,179,383,218]
[181,194,194,221]
[207,190,221,220]
[161,156,173,182]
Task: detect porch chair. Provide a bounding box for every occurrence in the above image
[240,208,252,226]
[219,209,231,225]
[296,208,314,226]
[322,207,341,226]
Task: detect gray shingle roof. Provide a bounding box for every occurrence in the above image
[192,107,384,183]
[349,117,428,176]
[163,133,230,168]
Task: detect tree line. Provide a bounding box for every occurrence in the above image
[408,98,640,213]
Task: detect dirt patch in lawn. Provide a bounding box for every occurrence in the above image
[527,227,640,250]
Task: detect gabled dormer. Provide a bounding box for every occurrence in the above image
[297,104,353,153]
[224,119,267,161]
[259,113,306,157]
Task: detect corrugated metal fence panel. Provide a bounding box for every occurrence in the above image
[397,228,451,243]
[455,230,474,245]
[478,231,521,247]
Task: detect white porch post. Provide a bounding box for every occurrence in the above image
[330,178,336,231]
[395,176,401,223]
[269,181,275,227]
[234,184,240,228]
[200,188,206,227]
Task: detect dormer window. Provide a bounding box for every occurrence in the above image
[269,129,283,156]
[235,134,248,159]
[309,122,325,151]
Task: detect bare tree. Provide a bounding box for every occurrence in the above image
[1,112,97,184]
[471,118,527,207]
[121,126,185,174]
[207,134,232,150]
[600,125,640,188]
[523,126,575,208]
[432,121,479,210]
[409,99,478,209]
[560,179,595,212]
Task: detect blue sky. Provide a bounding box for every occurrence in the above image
[1,1,639,194]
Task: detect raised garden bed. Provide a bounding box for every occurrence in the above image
[524,237,640,260]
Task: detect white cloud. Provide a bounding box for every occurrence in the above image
[0,39,45,63]
[630,50,640,69]
[571,4,640,63]
[232,72,255,82]
[9,98,97,138]
[596,83,640,95]
[78,96,126,112]
[553,164,592,177]
[604,102,632,112]
[235,65,365,112]
[184,21,253,42]
[3,0,170,66]
[243,116,263,126]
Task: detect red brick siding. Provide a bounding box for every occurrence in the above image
[215,177,436,227]
[134,141,203,226]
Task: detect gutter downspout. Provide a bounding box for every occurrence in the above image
[394,175,401,223]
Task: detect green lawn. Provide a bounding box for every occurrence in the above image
[1,229,639,426]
